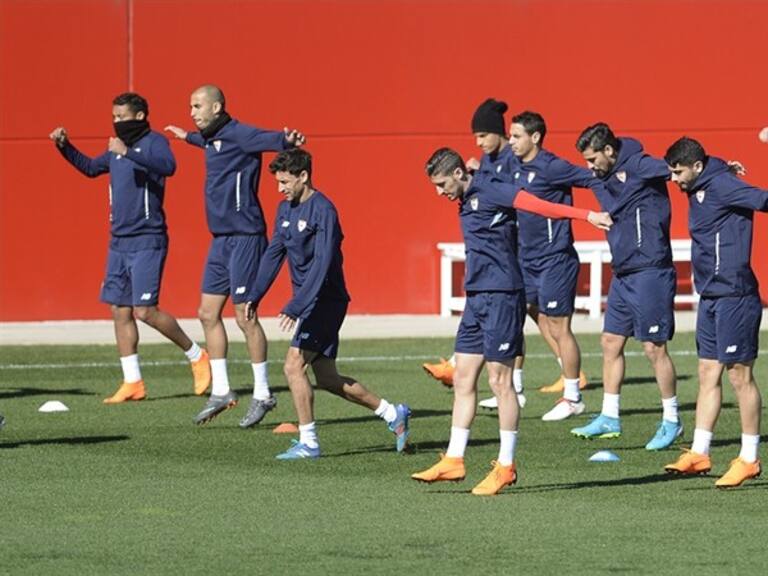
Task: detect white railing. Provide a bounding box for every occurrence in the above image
[437,239,697,319]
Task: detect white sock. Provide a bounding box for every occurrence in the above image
[210,358,230,396]
[120,354,141,383]
[691,428,713,455]
[661,396,679,423]
[375,399,397,424]
[739,433,760,463]
[251,361,271,400]
[563,378,581,402]
[512,369,524,393]
[446,426,470,458]
[184,342,203,363]
[498,429,518,466]
[602,393,620,419]
[299,422,319,449]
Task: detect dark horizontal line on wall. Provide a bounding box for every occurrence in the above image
[1,126,763,143]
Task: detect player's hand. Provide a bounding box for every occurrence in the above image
[49,127,68,148]
[278,313,296,333]
[726,160,746,176]
[284,128,306,147]
[108,137,128,156]
[588,211,613,231]
[164,125,188,140]
[466,157,480,172]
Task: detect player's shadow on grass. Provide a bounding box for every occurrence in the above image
[0,387,96,400]
[620,430,742,451]
[587,374,693,388]
[143,385,291,401]
[0,434,130,450]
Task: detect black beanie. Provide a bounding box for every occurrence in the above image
[471,98,508,136]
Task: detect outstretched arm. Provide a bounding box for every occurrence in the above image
[50,127,110,177]
[513,190,613,230]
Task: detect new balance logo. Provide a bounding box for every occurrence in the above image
[140,292,152,301]
[235,286,246,295]
[648,325,659,334]
[498,343,510,352]
[546,300,558,309]
[300,332,310,340]
[726,345,738,354]
[282,220,290,228]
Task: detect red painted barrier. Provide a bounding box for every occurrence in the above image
[2,0,767,320]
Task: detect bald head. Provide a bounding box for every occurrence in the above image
[190,85,227,131]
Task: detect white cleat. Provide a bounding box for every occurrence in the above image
[479,393,526,410]
[541,398,585,421]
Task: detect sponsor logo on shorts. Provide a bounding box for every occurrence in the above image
[134,147,141,153]
[213,140,222,152]
[726,345,738,354]
[235,286,246,295]
[140,292,152,301]
[498,342,510,352]
[696,190,706,204]
[648,325,659,334]
[297,219,307,232]
[300,332,310,340]
[546,300,558,309]
[514,172,520,179]
[470,196,479,211]
[281,220,290,228]
[490,212,504,227]
[616,171,627,183]
[496,165,502,173]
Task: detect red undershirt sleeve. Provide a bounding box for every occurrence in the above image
[512,190,591,221]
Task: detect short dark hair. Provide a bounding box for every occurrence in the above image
[511,111,547,144]
[112,92,149,116]
[576,122,619,152]
[425,148,466,177]
[664,137,706,167]
[269,148,312,178]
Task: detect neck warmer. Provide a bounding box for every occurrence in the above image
[200,111,232,139]
[114,119,151,147]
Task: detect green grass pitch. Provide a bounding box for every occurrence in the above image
[1,332,766,575]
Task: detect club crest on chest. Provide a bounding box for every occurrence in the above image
[696,190,706,204]
[469,196,479,211]
[213,140,222,152]
[615,171,627,183]
[297,219,307,232]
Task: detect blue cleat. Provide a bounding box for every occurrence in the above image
[276,439,321,460]
[388,403,411,452]
[645,420,683,451]
[570,414,621,439]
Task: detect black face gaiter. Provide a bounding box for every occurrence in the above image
[114,119,151,147]
[200,112,232,140]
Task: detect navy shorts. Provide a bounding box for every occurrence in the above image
[202,235,267,304]
[696,294,762,364]
[604,267,676,342]
[100,246,167,307]
[291,300,348,359]
[520,249,580,316]
[455,290,526,362]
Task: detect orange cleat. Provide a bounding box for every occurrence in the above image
[539,371,588,394]
[472,461,517,496]
[715,457,761,488]
[191,349,212,396]
[422,358,455,388]
[411,454,465,483]
[103,380,146,404]
[664,449,712,475]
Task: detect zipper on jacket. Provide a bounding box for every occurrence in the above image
[547,218,553,243]
[235,171,242,212]
[635,208,642,246]
[108,184,113,222]
[144,184,150,220]
[715,232,720,275]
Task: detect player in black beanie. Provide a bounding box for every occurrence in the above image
[471,98,508,136]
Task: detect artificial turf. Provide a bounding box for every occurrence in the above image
[1,332,766,575]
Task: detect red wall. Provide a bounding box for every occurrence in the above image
[2,0,767,321]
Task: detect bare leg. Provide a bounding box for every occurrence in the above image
[311,357,380,410]
[198,293,228,359]
[283,347,317,426]
[486,359,518,430]
[601,332,627,395]
[452,353,485,428]
[544,315,580,379]
[643,341,677,400]
[726,361,761,435]
[234,302,267,363]
[695,359,724,432]
[133,305,193,351]
[112,305,139,357]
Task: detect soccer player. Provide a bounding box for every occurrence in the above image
[246,148,411,459]
[663,137,765,487]
[571,123,682,450]
[508,111,606,421]
[50,92,211,403]
[165,85,304,427]
[412,148,611,495]
[422,99,588,403]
